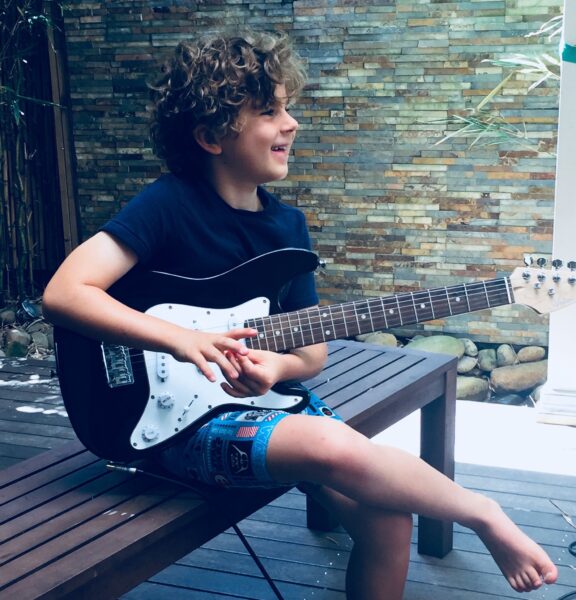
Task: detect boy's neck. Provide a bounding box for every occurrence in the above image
[204,165,263,212]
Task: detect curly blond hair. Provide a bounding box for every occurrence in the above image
[150,31,306,175]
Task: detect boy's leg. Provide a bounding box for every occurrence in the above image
[302,483,412,600]
[266,415,558,593]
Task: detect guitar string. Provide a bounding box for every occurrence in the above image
[119,278,514,364]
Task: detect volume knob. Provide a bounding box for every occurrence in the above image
[141,425,160,442]
[157,392,175,409]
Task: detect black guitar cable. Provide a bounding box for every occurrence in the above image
[107,462,285,600]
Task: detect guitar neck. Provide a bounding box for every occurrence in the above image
[245,276,514,352]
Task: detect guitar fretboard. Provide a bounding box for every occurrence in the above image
[245,277,513,352]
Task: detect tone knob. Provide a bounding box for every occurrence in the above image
[157,392,175,409]
[141,425,160,442]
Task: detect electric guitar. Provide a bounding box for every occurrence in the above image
[53,248,576,461]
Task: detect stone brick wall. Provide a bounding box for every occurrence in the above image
[61,0,561,345]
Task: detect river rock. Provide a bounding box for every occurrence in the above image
[477,348,497,372]
[0,309,16,324]
[357,332,398,347]
[456,376,489,401]
[462,338,478,357]
[406,335,465,357]
[490,360,548,394]
[31,331,50,350]
[457,355,478,374]
[496,394,528,406]
[517,346,546,363]
[496,344,517,367]
[4,327,31,358]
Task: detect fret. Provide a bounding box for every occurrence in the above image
[467,281,493,312]
[305,306,321,346]
[377,298,390,331]
[446,284,469,315]
[428,289,436,319]
[288,311,306,348]
[318,307,337,341]
[463,284,472,312]
[442,287,453,316]
[329,304,350,339]
[350,299,374,336]
[266,314,281,352]
[368,297,387,331]
[411,290,435,323]
[482,281,490,308]
[244,317,263,350]
[285,312,297,349]
[338,304,351,338]
[398,293,417,325]
[380,296,402,328]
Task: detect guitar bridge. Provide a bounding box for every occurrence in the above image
[101,343,134,388]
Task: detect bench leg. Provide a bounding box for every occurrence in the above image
[418,368,456,557]
[306,493,340,530]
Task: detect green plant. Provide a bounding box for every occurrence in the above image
[434,14,562,153]
[0,0,62,304]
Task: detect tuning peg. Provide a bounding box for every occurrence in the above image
[534,257,547,281]
[522,255,533,279]
[568,261,576,284]
[551,259,563,282]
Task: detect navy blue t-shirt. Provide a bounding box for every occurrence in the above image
[101,174,319,311]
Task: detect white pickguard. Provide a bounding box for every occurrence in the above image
[129,297,304,451]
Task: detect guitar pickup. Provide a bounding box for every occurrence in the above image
[157,353,169,381]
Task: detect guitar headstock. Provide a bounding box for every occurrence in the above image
[510,258,576,314]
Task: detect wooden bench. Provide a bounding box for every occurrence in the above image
[0,340,457,599]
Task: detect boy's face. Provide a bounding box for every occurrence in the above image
[217,84,299,186]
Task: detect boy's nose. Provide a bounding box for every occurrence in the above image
[284,110,299,132]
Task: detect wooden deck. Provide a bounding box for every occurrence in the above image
[1,357,575,599]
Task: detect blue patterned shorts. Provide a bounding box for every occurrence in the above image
[157,391,341,489]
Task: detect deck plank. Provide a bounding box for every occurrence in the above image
[1,357,575,599]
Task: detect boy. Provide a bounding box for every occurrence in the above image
[43,31,558,598]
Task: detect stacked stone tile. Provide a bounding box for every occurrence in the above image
[61,0,561,345]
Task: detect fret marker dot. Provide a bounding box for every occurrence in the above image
[361,314,366,319]
[325,330,332,336]
[322,312,328,318]
[293,327,299,332]
[259,333,265,338]
[389,309,395,314]
[455,297,461,303]
[420,303,426,309]
[275,330,281,336]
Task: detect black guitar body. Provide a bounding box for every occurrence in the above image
[54,249,319,462]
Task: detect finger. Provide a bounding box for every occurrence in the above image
[221,380,254,398]
[192,353,217,383]
[210,353,241,381]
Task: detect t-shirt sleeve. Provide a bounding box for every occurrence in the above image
[100,178,173,265]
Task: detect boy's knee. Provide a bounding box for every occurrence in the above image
[304,419,364,474]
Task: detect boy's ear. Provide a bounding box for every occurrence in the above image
[193,125,222,155]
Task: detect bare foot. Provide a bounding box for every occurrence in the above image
[470,496,558,592]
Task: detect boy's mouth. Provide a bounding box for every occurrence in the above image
[272,145,288,152]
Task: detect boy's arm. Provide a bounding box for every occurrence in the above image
[43,231,256,382]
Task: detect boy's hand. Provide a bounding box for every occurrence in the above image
[220,350,285,398]
[171,328,257,383]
